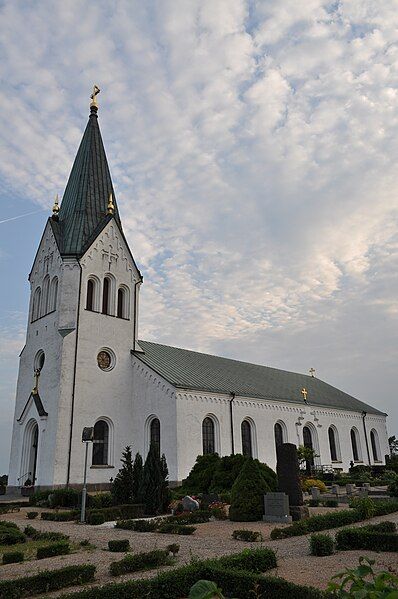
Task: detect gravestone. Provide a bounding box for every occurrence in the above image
[277,443,309,521]
[182,495,199,512]
[311,487,321,500]
[263,492,292,523]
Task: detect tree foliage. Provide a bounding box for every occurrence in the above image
[111,446,134,505]
[229,458,270,521]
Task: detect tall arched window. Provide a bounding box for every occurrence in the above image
[50,277,58,312]
[102,277,110,314]
[150,418,160,455]
[86,279,94,311]
[41,275,50,316]
[92,420,109,465]
[32,287,41,321]
[202,417,215,455]
[241,420,252,457]
[328,427,338,461]
[274,422,284,450]
[370,429,380,462]
[350,427,361,462]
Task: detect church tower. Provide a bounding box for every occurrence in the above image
[8,91,142,492]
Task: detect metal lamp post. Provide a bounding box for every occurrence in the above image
[80,427,94,523]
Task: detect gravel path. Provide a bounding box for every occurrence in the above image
[1,508,397,595]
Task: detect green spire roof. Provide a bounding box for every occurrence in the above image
[54,105,122,256]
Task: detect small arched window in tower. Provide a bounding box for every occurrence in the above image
[150,418,160,455]
[350,427,361,462]
[328,426,338,462]
[86,279,94,311]
[92,420,109,465]
[32,287,41,322]
[50,277,58,312]
[41,275,50,316]
[241,420,252,457]
[274,422,284,450]
[370,429,380,462]
[202,417,215,455]
[102,277,111,315]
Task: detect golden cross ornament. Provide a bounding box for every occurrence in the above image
[90,85,100,107]
[301,387,308,401]
[309,368,316,378]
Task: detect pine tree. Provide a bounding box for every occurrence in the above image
[160,453,171,512]
[139,443,163,515]
[132,452,143,503]
[111,446,134,505]
[229,458,270,521]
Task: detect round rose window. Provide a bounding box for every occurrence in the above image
[97,350,112,371]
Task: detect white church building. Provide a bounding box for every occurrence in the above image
[7,96,389,492]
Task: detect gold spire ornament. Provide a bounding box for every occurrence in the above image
[107,192,115,215]
[52,193,59,216]
[90,85,100,108]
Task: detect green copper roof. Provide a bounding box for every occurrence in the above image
[135,340,384,415]
[55,106,121,256]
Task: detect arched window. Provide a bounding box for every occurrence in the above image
[274,422,284,450]
[370,429,380,462]
[86,279,94,311]
[116,286,130,319]
[202,417,215,455]
[92,420,109,465]
[50,277,58,312]
[102,277,111,315]
[41,275,50,316]
[328,426,338,461]
[32,287,41,321]
[241,420,252,457]
[350,427,361,462]
[150,418,160,455]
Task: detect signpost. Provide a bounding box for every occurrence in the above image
[80,427,94,523]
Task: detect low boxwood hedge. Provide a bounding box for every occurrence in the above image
[164,510,211,525]
[232,530,263,542]
[0,564,95,598]
[41,511,78,522]
[157,523,196,535]
[335,527,398,552]
[108,539,130,552]
[88,512,105,525]
[0,526,26,545]
[310,533,334,556]
[365,521,396,533]
[26,512,38,520]
[23,525,69,541]
[115,518,159,532]
[2,551,24,564]
[37,541,70,559]
[109,549,172,576]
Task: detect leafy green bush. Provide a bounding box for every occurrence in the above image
[388,474,398,498]
[166,510,211,525]
[48,488,80,508]
[232,530,263,542]
[327,556,398,597]
[349,497,375,519]
[229,459,270,521]
[86,504,145,522]
[323,499,338,508]
[41,510,78,521]
[108,539,130,552]
[109,549,172,576]
[301,478,328,493]
[0,526,25,546]
[158,523,196,535]
[88,512,105,525]
[183,454,220,494]
[308,499,320,507]
[166,543,180,556]
[0,564,95,599]
[365,521,396,533]
[87,492,113,509]
[26,512,38,519]
[23,525,69,541]
[28,490,51,506]
[115,518,159,532]
[336,527,398,552]
[310,533,334,556]
[0,521,19,530]
[37,541,70,559]
[2,551,24,564]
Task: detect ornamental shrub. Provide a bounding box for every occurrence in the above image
[308,499,320,507]
[132,452,144,503]
[166,510,211,525]
[23,525,69,541]
[109,548,172,576]
[388,474,398,498]
[310,533,334,556]
[336,528,398,552]
[349,496,375,519]
[2,551,24,564]
[0,527,25,545]
[108,539,130,552]
[28,490,51,506]
[232,529,263,542]
[111,446,135,505]
[26,511,38,519]
[37,541,70,559]
[88,511,105,525]
[229,458,270,521]
[323,499,338,508]
[183,453,220,494]
[115,518,159,532]
[158,523,196,535]
[365,521,396,533]
[301,478,327,493]
[48,487,80,508]
[166,543,180,556]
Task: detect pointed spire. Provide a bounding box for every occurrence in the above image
[55,88,122,256]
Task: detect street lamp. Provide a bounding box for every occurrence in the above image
[80,427,94,523]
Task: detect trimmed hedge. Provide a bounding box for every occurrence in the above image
[41,510,78,522]
[108,539,130,552]
[2,551,24,564]
[88,512,105,525]
[157,523,196,535]
[0,526,26,546]
[323,499,338,508]
[271,500,398,539]
[0,564,95,598]
[109,549,172,576]
[232,530,263,542]
[365,521,396,533]
[37,541,70,559]
[335,528,398,552]
[310,533,334,556]
[165,510,211,525]
[23,525,68,541]
[26,512,38,520]
[115,518,159,532]
[87,504,144,521]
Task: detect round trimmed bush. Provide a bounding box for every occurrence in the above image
[302,479,327,493]
[229,458,270,522]
[310,533,334,556]
[26,511,39,519]
[108,539,130,552]
[88,512,105,525]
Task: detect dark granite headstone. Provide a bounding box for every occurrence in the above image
[276,443,303,506]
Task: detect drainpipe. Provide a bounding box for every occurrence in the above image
[229,392,235,455]
[362,411,371,466]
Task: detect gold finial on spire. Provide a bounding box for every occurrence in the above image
[90,85,100,109]
[107,192,115,215]
[52,193,59,216]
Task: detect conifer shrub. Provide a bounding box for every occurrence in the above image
[132,452,143,503]
[37,541,70,559]
[232,529,263,542]
[139,443,166,515]
[109,548,172,576]
[108,539,130,552]
[183,453,220,494]
[2,550,24,564]
[310,533,334,556]
[111,446,135,505]
[229,458,270,521]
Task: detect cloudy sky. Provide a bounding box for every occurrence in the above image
[0,0,397,473]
